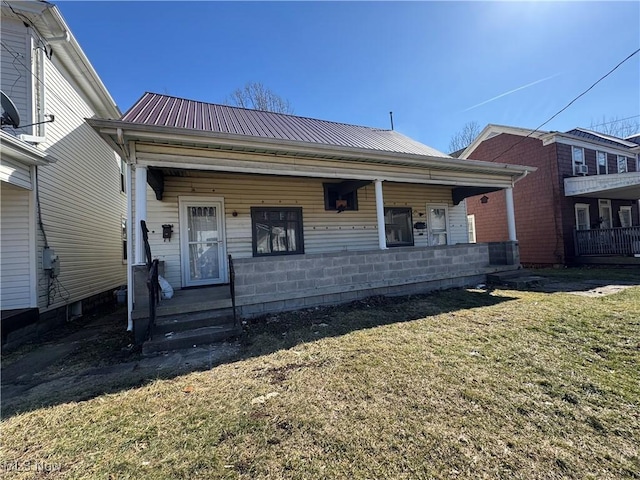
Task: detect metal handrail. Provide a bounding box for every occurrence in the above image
[574,226,640,256]
[228,254,238,328]
[141,220,160,341]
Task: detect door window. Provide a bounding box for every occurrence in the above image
[619,207,632,228]
[180,198,226,286]
[428,205,449,246]
[575,204,590,230]
[598,199,612,229]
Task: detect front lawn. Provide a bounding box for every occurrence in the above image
[2,281,639,479]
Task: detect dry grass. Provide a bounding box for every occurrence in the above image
[1,283,639,479]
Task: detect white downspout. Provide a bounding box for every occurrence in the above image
[125,162,133,331]
[505,187,517,242]
[117,128,135,331]
[375,179,388,250]
[505,170,531,242]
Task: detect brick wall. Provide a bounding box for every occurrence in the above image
[232,244,501,316]
[466,134,565,265]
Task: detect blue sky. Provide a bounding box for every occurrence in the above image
[58,1,640,153]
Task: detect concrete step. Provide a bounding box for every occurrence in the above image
[153,308,236,335]
[487,269,547,289]
[143,324,242,355]
[486,269,532,283]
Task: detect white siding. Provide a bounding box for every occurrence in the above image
[32,52,126,311]
[134,171,467,289]
[1,183,35,309]
[0,157,32,189]
[0,20,32,134]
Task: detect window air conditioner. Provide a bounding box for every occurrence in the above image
[576,164,588,175]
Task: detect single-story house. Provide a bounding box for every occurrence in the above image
[89,93,535,346]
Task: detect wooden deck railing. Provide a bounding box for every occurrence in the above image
[574,226,640,256]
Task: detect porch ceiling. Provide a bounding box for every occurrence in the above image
[564,172,640,200]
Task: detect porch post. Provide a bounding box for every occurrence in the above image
[375,179,388,249]
[134,165,148,265]
[505,187,517,241]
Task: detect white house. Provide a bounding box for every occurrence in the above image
[1,1,126,346]
[90,93,535,348]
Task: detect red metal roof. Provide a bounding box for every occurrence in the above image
[121,92,448,157]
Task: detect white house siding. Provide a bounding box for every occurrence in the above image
[134,170,468,289]
[32,54,126,311]
[0,20,32,134]
[0,157,32,189]
[1,183,35,309]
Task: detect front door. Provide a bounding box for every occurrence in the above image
[179,197,226,287]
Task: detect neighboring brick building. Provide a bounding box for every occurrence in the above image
[461,125,640,266]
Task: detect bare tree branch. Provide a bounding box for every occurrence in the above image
[226,82,294,114]
[588,115,640,138]
[448,121,481,154]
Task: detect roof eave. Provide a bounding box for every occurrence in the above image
[88,118,536,179]
[542,132,640,154]
[0,131,56,166]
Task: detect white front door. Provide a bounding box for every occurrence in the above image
[179,197,226,287]
[598,199,612,229]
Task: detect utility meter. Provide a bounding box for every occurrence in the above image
[43,247,60,278]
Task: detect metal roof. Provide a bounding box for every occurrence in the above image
[565,128,638,150]
[121,92,449,157]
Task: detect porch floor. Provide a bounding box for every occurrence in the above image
[133,285,232,319]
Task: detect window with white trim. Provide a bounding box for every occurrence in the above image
[467,214,476,243]
[575,204,590,231]
[596,151,608,175]
[121,217,127,262]
[598,199,612,229]
[572,147,585,175]
[617,155,628,173]
[619,206,632,228]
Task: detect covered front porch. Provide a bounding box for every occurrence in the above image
[574,226,640,265]
[132,240,519,349]
[565,171,640,265]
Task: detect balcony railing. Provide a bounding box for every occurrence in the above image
[574,226,640,256]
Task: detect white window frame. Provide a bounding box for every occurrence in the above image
[572,146,585,175]
[467,214,476,243]
[596,151,608,175]
[619,206,632,228]
[575,203,590,231]
[598,199,612,229]
[427,203,450,246]
[617,155,628,173]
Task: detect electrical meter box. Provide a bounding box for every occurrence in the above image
[43,247,60,277]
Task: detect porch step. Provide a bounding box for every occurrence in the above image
[143,324,242,355]
[487,269,547,289]
[153,308,235,335]
[132,297,232,320]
